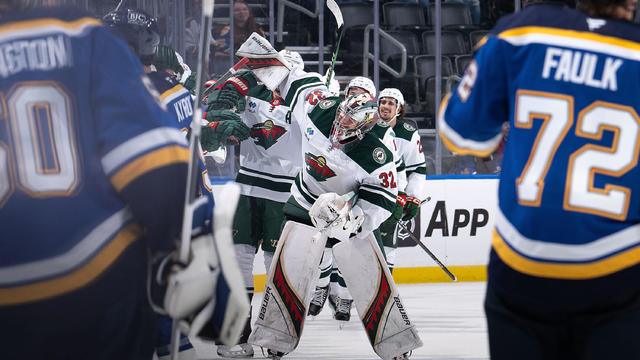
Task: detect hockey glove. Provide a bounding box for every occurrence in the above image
[201,118,250,151]
[154,44,184,77]
[206,88,245,111]
[402,195,421,221]
[222,70,258,96]
[182,72,197,95]
[309,192,347,230]
[386,192,407,225]
[150,234,218,321]
[327,205,365,241]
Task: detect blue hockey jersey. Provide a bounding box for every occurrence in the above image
[0,8,189,306]
[148,71,214,230]
[440,4,640,301]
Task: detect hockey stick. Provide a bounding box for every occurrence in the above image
[171,0,216,359]
[396,216,457,281]
[325,0,344,88]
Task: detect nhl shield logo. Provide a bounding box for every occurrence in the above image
[250,120,287,150]
[305,153,336,181]
[373,147,387,164]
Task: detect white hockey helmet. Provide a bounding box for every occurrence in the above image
[345,76,376,97]
[378,87,405,115]
[330,93,378,152]
[279,49,304,70]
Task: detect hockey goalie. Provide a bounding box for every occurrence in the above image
[207,33,423,360]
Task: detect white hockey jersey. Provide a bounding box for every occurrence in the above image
[280,69,399,236]
[237,85,302,203]
[393,121,427,200]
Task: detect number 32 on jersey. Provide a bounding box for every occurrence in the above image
[515,89,640,221]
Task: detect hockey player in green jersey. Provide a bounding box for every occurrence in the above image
[377,88,428,271]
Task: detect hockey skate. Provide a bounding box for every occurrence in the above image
[216,315,254,358]
[216,343,254,358]
[334,298,353,322]
[308,285,329,316]
[265,348,286,359]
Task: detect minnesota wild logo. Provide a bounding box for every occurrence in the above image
[250,120,286,149]
[305,153,336,181]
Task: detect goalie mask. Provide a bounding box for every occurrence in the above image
[329,93,378,152]
[345,76,376,97]
[103,8,160,65]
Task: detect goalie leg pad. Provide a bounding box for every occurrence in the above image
[248,221,328,354]
[333,234,423,360]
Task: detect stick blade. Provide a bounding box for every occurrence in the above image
[326,0,344,29]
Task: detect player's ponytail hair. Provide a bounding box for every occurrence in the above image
[397,103,406,123]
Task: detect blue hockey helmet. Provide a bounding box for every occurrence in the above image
[103,8,160,65]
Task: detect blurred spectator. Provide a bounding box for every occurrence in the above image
[213,0,264,56]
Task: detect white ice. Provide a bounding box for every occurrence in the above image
[192,281,489,359]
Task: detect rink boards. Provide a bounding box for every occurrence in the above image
[212,175,498,290]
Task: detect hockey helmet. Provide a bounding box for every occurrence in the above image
[345,76,376,98]
[103,8,160,65]
[330,93,378,152]
[279,49,304,70]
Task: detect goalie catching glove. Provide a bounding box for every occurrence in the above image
[309,192,365,241]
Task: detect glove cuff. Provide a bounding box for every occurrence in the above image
[224,77,251,95]
[406,196,421,206]
[396,194,407,207]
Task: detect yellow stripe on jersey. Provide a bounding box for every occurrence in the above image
[497,26,640,62]
[111,145,189,191]
[0,17,101,36]
[0,223,142,306]
[492,229,640,279]
[161,84,186,100]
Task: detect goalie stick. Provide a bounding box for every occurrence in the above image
[325,0,344,88]
[172,0,216,358]
[396,199,457,281]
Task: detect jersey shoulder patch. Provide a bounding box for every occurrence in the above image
[346,134,393,173]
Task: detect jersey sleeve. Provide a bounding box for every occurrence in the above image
[92,27,189,251]
[382,128,407,192]
[404,131,428,200]
[356,162,399,237]
[438,37,509,157]
[280,68,328,125]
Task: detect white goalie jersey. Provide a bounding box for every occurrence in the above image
[237,85,302,203]
[280,68,399,235]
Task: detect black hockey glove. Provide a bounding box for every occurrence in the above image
[154,44,183,77]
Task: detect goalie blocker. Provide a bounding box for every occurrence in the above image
[249,220,422,359]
